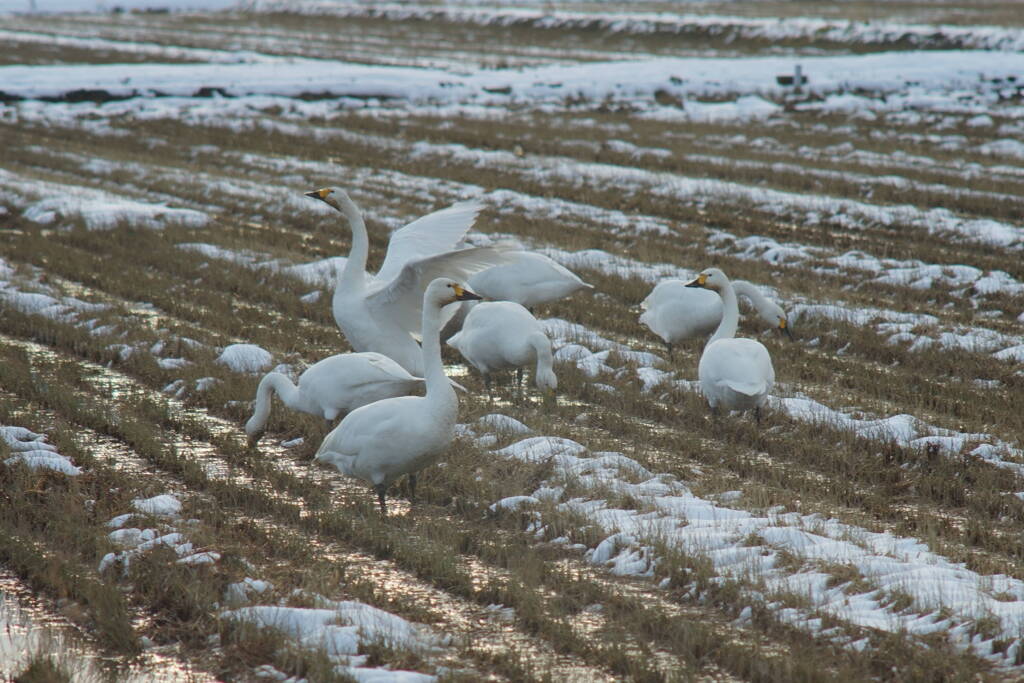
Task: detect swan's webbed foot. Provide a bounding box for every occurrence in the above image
[246,432,262,450]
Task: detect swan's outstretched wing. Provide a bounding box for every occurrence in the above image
[367,245,510,339]
[373,199,484,285]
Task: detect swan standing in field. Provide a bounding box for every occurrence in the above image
[467,251,592,310]
[447,301,556,400]
[306,187,507,375]
[314,278,482,514]
[685,268,775,421]
[441,250,592,343]
[640,278,790,355]
[244,352,426,447]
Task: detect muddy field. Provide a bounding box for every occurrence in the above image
[1,1,1024,680]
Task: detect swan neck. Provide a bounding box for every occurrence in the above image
[338,194,369,291]
[529,332,553,376]
[733,280,766,315]
[710,281,739,343]
[422,302,455,399]
[269,373,310,410]
[247,372,302,434]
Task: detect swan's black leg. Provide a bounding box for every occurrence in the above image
[374,483,388,515]
[485,374,493,401]
[755,406,762,425]
[408,473,417,503]
[666,341,673,360]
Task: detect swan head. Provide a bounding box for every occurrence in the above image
[536,367,557,393]
[426,278,483,308]
[684,267,729,292]
[305,187,350,212]
[777,314,793,340]
[757,299,792,339]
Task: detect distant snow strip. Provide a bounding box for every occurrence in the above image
[2,50,1023,106]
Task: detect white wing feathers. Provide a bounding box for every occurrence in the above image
[373,199,484,286]
[367,245,512,339]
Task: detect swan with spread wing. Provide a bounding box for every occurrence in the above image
[306,187,507,375]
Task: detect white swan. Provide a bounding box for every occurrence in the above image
[685,268,775,420]
[447,301,556,399]
[244,352,425,446]
[639,278,790,354]
[467,251,592,310]
[306,187,507,375]
[314,278,482,514]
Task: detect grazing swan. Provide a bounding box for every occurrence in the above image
[639,278,790,354]
[447,301,556,399]
[245,352,425,447]
[306,187,506,375]
[468,251,592,310]
[314,278,482,514]
[686,268,775,420]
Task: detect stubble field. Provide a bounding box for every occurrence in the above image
[1,1,1024,680]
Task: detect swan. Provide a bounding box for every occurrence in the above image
[639,278,790,354]
[314,278,482,514]
[467,251,592,310]
[447,301,556,399]
[306,187,508,375]
[685,268,775,421]
[244,352,426,447]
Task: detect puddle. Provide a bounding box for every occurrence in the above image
[0,571,209,682]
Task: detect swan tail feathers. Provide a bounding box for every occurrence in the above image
[723,380,767,398]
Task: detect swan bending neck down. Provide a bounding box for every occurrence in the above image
[244,352,425,447]
[639,279,790,355]
[306,187,507,376]
[732,281,791,339]
[446,301,556,400]
[686,268,776,422]
[314,278,482,514]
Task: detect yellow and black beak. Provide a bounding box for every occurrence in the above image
[453,285,482,302]
[685,273,708,289]
[779,318,793,340]
[305,188,331,202]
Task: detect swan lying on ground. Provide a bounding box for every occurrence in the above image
[447,301,556,400]
[685,268,776,421]
[468,251,592,310]
[640,278,790,354]
[314,278,482,514]
[306,187,507,375]
[244,352,425,447]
